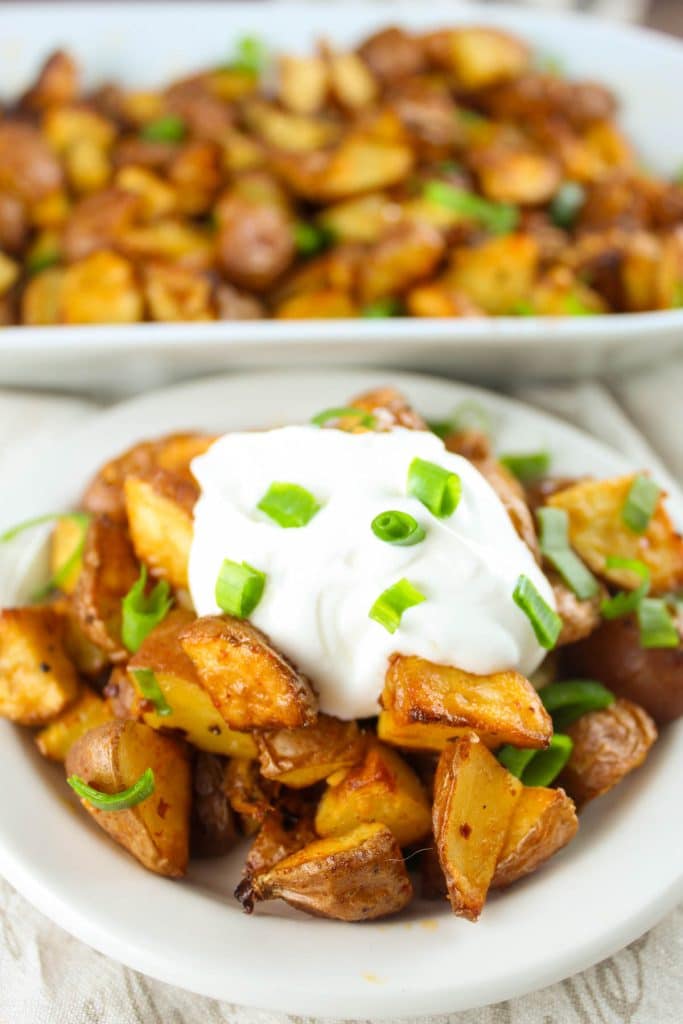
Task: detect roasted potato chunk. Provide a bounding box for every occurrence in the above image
[377,708,490,752]
[446,235,539,315]
[224,756,277,835]
[143,262,213,321]
[256,714,362,787]
[491,786,578,888]
[237,822,413,921]
[124,470,196,589]
[315,739,432,847]
[180,616,318,730]
[127,609,257,758]
[358,222,445,304]
[433,735,522,920]
[49,515,86,594]
[66,719,191,877]
[347,385,428,431]
[244,800,318,877]
[425,27,529,90]
[273,138,414,202]
[0,122,63,204]
[61,251,143,324]
[191,752,238,857]
[278,55,328,115]
[36,688,113,762]
[383,655,552,750]
[558,699,657,807]
[0,607,79,725]
[21,50,79,112]
[551,574,603,647]
[548,475,683,592]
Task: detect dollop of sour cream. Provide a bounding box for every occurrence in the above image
[188,425,555,720]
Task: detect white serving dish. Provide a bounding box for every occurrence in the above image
[0,368,681,1017]
[1,2,683,391]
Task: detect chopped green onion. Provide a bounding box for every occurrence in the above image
[537,507,600,601]
[549,182,585,228]
[522,734,573,787]
[539,679,614,730]
[228,35,267,76]
[215,559,266,619]
[121,567,173,653]
[67,767,155,811]
[673,282,683,308]
[428,399,493,440]
[27,250,61,275]
[422,180,518,235]
[293,222,334,257]
[130,668,173,717]
[459,109,487,128]
[257,481,320,529]
[499,451,551,484]
[407,458,462,519]
[511,299,536,316]
[371,511,425,547]
[369,578,426,634]
[436,160,463,174]
[497,745,537,778]
[0,512,90,601]
[513,574,562,649]
[600,557,650,619]
[622,475,660,534]
[140,115,186,143]
[637,598,680,649]
[311,406,376,429]
[361,298,402,318]
[564,293,594,316]
[533,52,565,76]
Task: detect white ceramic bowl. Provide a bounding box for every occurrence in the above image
[1,2,683,392]
[0,369,681,1017]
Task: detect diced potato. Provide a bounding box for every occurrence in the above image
[61,188,140,262]
[36,688,113,762]
[0,607,79,725]
[327,51,378,110]
[548,475,683,592]
[358,222,445,303]
[406,281,484,318]
[127,609,257,758]
[0,122,63,203]
[120,90,164,125]
[256,715,362,787]
[191,751,239,858]
[222,131,265,173]
[245,802,318,876]
[531,266,607,316]
[357,26,427,83]
[475,150,561,206]
[551,574,603,647]
[168,141,222,216]
[315,739,432,847]
[424,27,529,90]
[236,822,413,921]
[318,193,403,244]
[66,719,191,877]
[433,734,522,920]
[275,289,357,319]
[179,616,318,730]
[348,385,428,430]
[383,655,552,749]
[205,67,260,102]
[273,138,414,202]
[60,602,110,679]
[278,55,328,114]
[243,100,339,153]
[65,138,111,194]
[559,698,657,808]
[61,250,143,324]
[115,165,177,220]
[446,235,539,315]
[378,708,494,751]
[50,515,86,594]
[71,515,140,660]
[224,756,276,835]
[43,106,116,153]
[124,470,196,588]
[21,51,79,112]
[143,262,214,321]
[120,219,213,269]
[491,786,578,888]
[0,252,19,296]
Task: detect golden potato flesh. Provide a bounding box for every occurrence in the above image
[433,734,522,921]
[66,719,190,877]
[377,708,493,752]
[0,607,79,725]
[256,714,362,787]
[124,470,196,589]
[237,822,413,921]
[179,615,318,730]
[383,655,552,750]
[61,250,143,324]
[273,138,414,202]
[50,515,86,594]
[358,222,445,304]
[475,149,561,206]
[278,55,328,115]
[315,739,432,847]
[127,608,257,759]
[491,786,578,888]
[426,27,529,90]
[559,699,657,808]
[446,235,539,315]
[143,262,213,322]
[36,688,113,762]
[548,475,683,593]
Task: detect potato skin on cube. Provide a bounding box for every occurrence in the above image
[491,786,578,889]
[255,714,362,787]
[36,687,113,761]
[191,751,239,858]
[237,822,413,921]
[179,615,318,730]
[315,739,432,847]
[66,719,191,877]
[124,470,196,589]
[245,801,318,877]
[433,735,522,920]
[0,606,79,725]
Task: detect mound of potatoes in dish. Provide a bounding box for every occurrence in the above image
[1,386,680,922]
[2,24,683,330]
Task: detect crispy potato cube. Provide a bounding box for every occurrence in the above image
[245,800,318,876]
[475,150,560,206]
[559,699,657,808]
[21,50,79,112]
[406,281,484,318]
[66,719,191,877]
[61,603,110,679]
[273,138,414,202]
[143,262,214,322]
[0,252,19,297]
[243,100,339,153]
[384,655,552,749]
[191,752,239,858]
[62,251,143,324]
[65,137,111,194]
[275,289,357,319]
[278,55,328,114]
[0,122,63,203]
[128,609,257,758]
[180,616,318,730]
[0,607,79,725]
[237,822,413,921]
[43,106,115,153]
[72,515,140,660]
[120,219,214,270]
[315,739,432,847]
[21,267,65,326]
[551,574,603,647]
[358,222,445,304]
[256,715,362,787]
[115,165,177,220]
[61,188,139,262]
[348,385,428,431]
[124,470,196,589]
[491,786,578,888]
[50,515,86,594]
[36,688,113,762]
[446,235,539,315]
[225,756,276,835]
[433,735,522,920]
[318,192,402,244]
[328,51,378,110]
[548,475,683,592]
[168,140,222,216]
[378,708,495,751]
[425,27,529,90]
